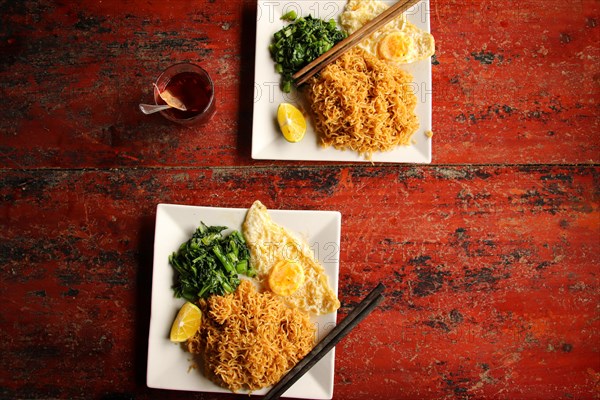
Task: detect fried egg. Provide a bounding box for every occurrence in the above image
[268,259,305,296]
[242,200,340,315]
[340,0,435,65]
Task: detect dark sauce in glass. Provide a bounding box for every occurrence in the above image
[158,71,213,120]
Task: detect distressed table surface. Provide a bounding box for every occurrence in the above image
[1,1,599,400]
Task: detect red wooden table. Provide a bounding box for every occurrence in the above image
[1,1,599,399]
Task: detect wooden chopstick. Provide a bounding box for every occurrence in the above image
[262,283,386,400]
[292,0,421,86]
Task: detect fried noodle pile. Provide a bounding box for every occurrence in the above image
[187,280,315,392]
[307,47,419,159]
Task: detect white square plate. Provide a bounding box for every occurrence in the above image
[252,0,432,163]
[147,203,341,399]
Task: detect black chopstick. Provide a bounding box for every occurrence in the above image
[262,283,386,400]
[292,0,420,86]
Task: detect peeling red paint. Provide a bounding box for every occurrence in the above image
[1,167,599,399]
[1,0,599,399]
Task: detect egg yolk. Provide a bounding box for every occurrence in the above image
[378,31,413,61]
[268,259,305,297]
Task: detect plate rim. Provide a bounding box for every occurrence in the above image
[146,202,341,399]
[251,0,433,163]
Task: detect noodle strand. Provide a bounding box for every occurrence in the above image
[187,281,315,392]
[308,47,419,159]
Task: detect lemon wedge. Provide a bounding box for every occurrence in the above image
[154,83,187,111]
[277,103,306,143]
[268,259,305,296]
[170,302,202,342]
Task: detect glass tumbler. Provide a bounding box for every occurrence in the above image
[153,62,215,125]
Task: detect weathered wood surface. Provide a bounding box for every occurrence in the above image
[1,0,598,167]
[1,0,599,400]
[2,166,599,399]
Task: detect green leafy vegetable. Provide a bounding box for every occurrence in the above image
[269,15,347,93]
[281,10,297,21]
[169,223,256,302]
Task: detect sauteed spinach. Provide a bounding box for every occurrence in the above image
[270,15,347,93]
[169,223,256,301]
